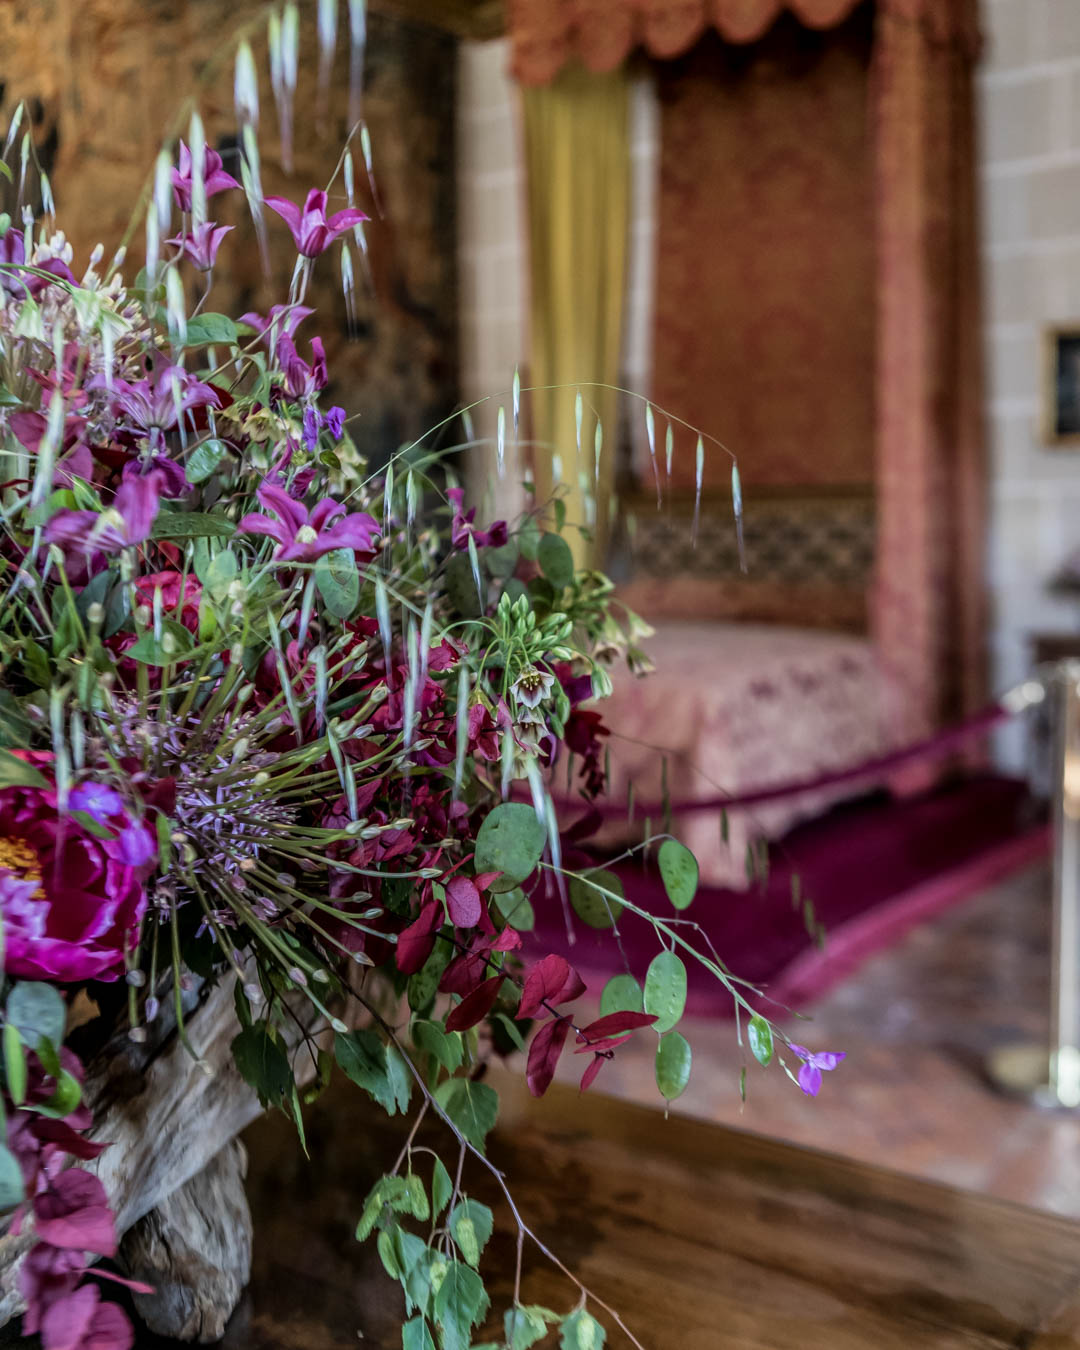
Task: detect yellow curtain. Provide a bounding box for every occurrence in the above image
[521,62,630,569]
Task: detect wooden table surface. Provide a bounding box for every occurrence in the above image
[196,1070,1080,1350]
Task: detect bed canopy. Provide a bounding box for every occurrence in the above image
[507,0,985,738]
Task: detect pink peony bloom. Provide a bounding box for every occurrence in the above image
[0,760,155,983]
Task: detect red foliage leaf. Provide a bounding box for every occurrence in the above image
[473,871,502,892]
[572,1034,633,1054]
[395,901,441,974]
[34,1170,116,1257]
[439,948,490,996]
[518,954,585,1020]
[490,927,522,953]
[580,1054,605,1092]
[445,975,503,1032]
[446,875,482,929]
[30,1120,108,1161]
[41,1282,134,1350]
[579,1011,657,1040]
[526,1017,572,1097]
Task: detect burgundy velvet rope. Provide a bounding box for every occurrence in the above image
[557,698,1014,821]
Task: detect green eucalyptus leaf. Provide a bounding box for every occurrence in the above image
[643,951,687,1035]
[655,1031,692,1101]
[748,1015,774,1068]
[658,838,699,911]
[3,1023,26,1105]
[568,869,623,930]
[185,437,228,484]
[150,511,235,541]
[474,802,546,894]
[599,974,643,1017]
[126,619,195,667]
[0,1145,24,1210]
[182,313,239,346]
[315,547,360,619]
[7,982,65,1053]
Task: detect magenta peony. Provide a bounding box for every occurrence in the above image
[0,764,155,983]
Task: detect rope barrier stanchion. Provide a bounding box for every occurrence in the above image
[989,661,1080,1106]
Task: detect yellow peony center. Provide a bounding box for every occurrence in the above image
[0,835,45,898]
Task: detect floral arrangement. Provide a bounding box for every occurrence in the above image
[0,16,842,1350]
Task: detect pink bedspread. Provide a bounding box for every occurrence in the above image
[598,623,913,889]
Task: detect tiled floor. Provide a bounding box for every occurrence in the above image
[556,858,1080,1217]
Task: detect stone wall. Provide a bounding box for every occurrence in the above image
[0,0,460,467]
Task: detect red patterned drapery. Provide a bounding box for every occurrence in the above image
[508,0,979,84]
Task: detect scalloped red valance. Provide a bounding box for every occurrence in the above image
[508,0,980,84]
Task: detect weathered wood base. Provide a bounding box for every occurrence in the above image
[120,1140,253,1343]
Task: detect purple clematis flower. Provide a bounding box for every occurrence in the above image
[167,222,233,272]
[263,189,368,259]
[45,470,164,561]
[301,404,347,451]
[99,364,221,442]
[0,231,76,298]
[171,141,241,213]
[447,487,508,551]
[240,303,313,348]
[276,334,327,401]
[788,1044,846,1097]
[237,482,380,564]
[122,453,189,498]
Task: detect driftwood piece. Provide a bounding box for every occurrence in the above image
[120,1139,253,1343]
[0,971,327,1332]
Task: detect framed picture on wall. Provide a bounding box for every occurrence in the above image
[1043,325,1080,444]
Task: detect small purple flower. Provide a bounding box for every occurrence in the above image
[171,141,241,213]
[167,222,233,272]
[240,304,313,348]
[276,335,327,401]
[325,406,346,441]
[99,365,221,442]
[237,482,380,564]
[447,487,508,551]
[117,825,157,868]
[302,405,321,452]
[45,470,164,561]
[0,228,26,296]
[68,784,125,825]
[788,1044,846,1097]
[122,454,189,499]
[263,189,368,259]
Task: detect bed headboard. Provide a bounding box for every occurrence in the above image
[615,488,874,633]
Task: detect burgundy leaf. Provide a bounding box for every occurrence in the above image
[473,870,502,892]
[572,1034,633,1055]
[41,1283,135,1350]
[579,1011,657,1040]
[526,1017,572,1097]
[439,948,490,996]
[395,901,441,974]
[490,927,522,954]
[446,875,482,929]
[31,1120,108,1161]
[518,954,585,1020]
[445,975,503,1032]
[580,1054,605,1092]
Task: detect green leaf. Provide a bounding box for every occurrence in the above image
[748,1015,773,1068]
[474,802,547,894]
[433,1260,489,1350]
[412,1019,463,1075]
[568,869,623,930]
[643,951,687,1034]
[517,515,542,560]
[407,935,454,1014]
[495,888,535,932]
[334,1029,411,1116]
[655,1032,692,1101]
[126,619,196,666]
[182,313,239,346]
[449,1199,493,1268]
[537,532,574,590]
[431,1156,453,1218]
[486,539,519,580]
[378,1227,401,1278]
[230,1026,293,1105]
[434,1078,498,1152]
[204,548,239,600]
[402,1315,436,1350]
[505,1306,560,1350]
[185,438,228,484]
[599,974,643,1017]
[0,1145,24,1210]
[0,750,48,791]
[561,1308,606,1350]
[150,511,235,541]
[3,1023,26,1106]
[315,547,360,619]
[36,1068,82,1119]
[356,1175,408,1241]
[7,982,65,1053]
[658,839,698,911]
